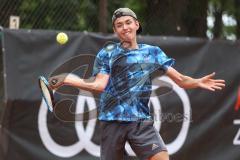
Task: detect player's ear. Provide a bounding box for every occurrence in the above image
[135,20,140,30]
[113,26,116,33]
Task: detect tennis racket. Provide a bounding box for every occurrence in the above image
[38,76,58,112]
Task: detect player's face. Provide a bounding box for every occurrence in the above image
[113,16,139,42]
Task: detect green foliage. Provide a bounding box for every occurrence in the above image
[208,0,237,39]
[17,0,100,31]
[0,0,238,39]
[18,0,82,30]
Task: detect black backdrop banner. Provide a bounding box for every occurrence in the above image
[1,29,240,160]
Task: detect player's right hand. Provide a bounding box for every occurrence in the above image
[48,74,67,90]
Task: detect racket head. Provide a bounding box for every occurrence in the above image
[38,76,54,112]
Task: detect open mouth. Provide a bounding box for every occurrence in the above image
[123,32,131,36]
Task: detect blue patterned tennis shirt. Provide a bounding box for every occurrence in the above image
[93,43,175,121]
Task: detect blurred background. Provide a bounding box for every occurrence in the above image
[0,0,239,40]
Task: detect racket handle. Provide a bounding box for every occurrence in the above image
[51,79,58,85]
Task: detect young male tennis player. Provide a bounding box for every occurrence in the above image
[49,8,225,160]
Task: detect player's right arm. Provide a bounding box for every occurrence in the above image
[49,73,110,93]
[49,47,111,93]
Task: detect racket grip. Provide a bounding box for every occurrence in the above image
[51,79,58,85]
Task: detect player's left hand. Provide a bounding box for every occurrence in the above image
[198,72,225,91]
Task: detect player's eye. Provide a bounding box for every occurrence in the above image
[116,24,123,28]
[126,21,132,25]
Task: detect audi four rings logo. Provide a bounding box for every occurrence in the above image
[38,76,191,158]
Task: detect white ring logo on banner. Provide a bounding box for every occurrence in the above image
[38,76,191,157]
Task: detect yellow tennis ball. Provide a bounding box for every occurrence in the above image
[56,32,68,45]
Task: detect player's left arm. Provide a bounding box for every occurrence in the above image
[166,67,225,91]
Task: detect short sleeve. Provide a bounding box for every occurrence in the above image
[92,48,110,76]
[154,47,175,71]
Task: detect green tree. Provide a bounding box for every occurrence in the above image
[209,0,236,39]
[0,0,237,39]
[143,0,189,36]
[234,0,240,39]
[138,0,209,37]
[0,0,21,27]
[99,0,108,33]
[19,0,81,30]
[183,0,208,37]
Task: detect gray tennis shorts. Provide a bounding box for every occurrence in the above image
[100,120,167,160]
